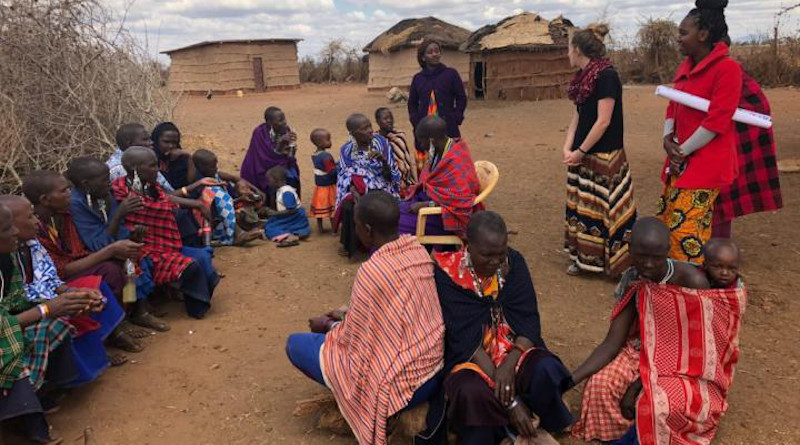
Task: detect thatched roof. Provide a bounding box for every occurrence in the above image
[363,17,471,54]
[163,39,301,55]
[461,12,574,53]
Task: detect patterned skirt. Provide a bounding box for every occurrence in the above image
[565,149,637,277]
[310,184,336,218]
[656,177,719,264]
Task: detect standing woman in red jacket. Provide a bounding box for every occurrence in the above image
[659,0,741,264]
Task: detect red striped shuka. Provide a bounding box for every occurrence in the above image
[321,235,444,445]
[111,177,193,285]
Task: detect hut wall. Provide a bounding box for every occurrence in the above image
[168,42,300,93]
[367,48,470,91]
[477,49,572,101]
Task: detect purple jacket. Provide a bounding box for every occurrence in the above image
[408,64,467,140]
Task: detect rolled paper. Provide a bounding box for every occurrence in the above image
[655,85,772,129]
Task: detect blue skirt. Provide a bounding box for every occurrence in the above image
[264,208,311,239]
[66,282,124,387]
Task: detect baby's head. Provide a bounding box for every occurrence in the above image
[310,128,332,151]
[192,149,218,178]
[703,238,741,288]
[266,165,288,190]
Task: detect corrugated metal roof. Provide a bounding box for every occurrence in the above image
[162,39,302,55]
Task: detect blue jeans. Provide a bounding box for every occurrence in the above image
[285,332,441,410]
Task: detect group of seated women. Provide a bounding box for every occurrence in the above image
[287,199,746,445]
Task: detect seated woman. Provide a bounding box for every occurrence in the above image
[68,157,171,332]
[399,115,481,239]
[334,113,402,257]
[112,148,219,319]
[570,218,744,445]
[1,194,126,387]
[150,122,251,246]
[240,107,301,205]
[263,166,310,248]
[375,107,416,190]
[23,170,146,353]
[0,202,91,445]
[431,211,573,444]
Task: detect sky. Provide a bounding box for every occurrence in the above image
[103,0,800,62]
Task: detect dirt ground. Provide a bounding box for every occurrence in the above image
[48,84,799,445]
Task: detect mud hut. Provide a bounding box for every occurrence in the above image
[461,13,574,101]
[363,17,471,92]
[163,39,301,94]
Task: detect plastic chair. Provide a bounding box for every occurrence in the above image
[415,160,499,246]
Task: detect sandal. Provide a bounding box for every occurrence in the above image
[129,312,170,332]
[277,240,300,248]
[120,321,151,339]
[566,263,583,276]
[110,354,129,367]
[108,330,144,353]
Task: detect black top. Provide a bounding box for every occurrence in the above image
[573,68,624,154]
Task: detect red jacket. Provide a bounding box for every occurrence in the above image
[663,43,742,189]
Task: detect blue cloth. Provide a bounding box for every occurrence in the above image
[285,332,442,410]
[20,240,63,301]
[181,247,216,279]
[66,282,124,387]
[312,151,338,187]
[613,426,639,445]
[264,188,311,240]
[335,135,401,208]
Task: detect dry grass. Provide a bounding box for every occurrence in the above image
[0,0,174,194]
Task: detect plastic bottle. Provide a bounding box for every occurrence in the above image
[122,258,137,304]
[202,220,212,246]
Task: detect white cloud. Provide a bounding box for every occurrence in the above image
[104,0,792,62]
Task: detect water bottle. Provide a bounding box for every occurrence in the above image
[122,258,137,304]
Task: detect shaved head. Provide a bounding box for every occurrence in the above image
[631,217,671,256]
[703,238,739,260]
[21,170,62,206]
[355,191,399,237]
[121,146,156,171]
[346,113,369,133]
[467,211,507,246]
[415,115,448,141]
[0,195,30,214]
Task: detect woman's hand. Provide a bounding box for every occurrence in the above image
[409,202,429,214]
[367,150,385,162]
[663,135,681,157]
[508,402,538,438]
[494,357,517,408]
[193,177,225,189]
[118,196,143,217]
[563,149,585,167]
[48,291,95,317]
[108,239,143,260]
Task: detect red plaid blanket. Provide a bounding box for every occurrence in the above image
[714,73,783,223]
[408,139,482,236]
[112,177,192,284]
[615,282,746,445]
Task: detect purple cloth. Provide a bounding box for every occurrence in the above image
[408,64,468,141]
[240,123,301,195]
[398,190,449,237]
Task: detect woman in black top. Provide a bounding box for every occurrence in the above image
[562,24,637,278]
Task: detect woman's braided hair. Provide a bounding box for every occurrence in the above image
[688,0,729,46]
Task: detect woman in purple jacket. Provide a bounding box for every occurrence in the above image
[408,39,468,172]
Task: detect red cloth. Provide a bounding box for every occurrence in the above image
[568,58,614,105]
[36,211,89,279]
[331,175,365,232]
[406,140,482,236]
[614,282,746,445]
[65,275,102,337]
[713,72,783,223]
[111,177,192,285]
[663,43,742,189]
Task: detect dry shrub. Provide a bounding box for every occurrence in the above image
[300,39,367,84]
[0,0,174,193]
[610,18,680,84]
[734,37,800,87]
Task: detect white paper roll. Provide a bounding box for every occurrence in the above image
[655,85,772,129]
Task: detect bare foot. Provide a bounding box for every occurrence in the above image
[235,229,262,246]
[110,354,128,367]
[108,330,143,353]
[121,321,151,339]
[129,312,170,332]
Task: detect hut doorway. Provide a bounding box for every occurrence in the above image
[473,62,485,99]
[253,57,265,92]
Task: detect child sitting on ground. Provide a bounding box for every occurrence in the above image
[703,238,742,288]
[233,180,269,233]
[192,149,262,246]
[309,128,337,234]
[263,166,311,248]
